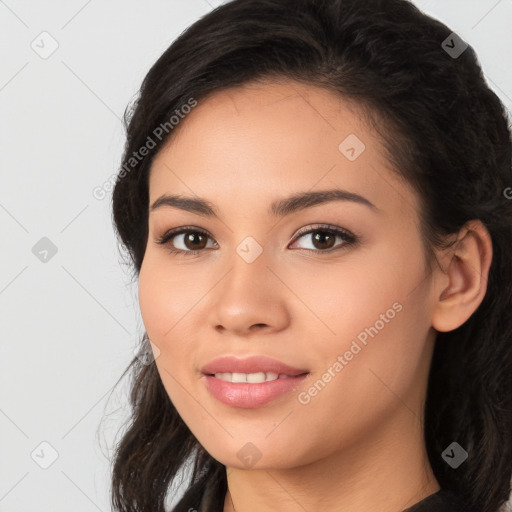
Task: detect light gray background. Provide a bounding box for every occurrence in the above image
[1,1,511,511]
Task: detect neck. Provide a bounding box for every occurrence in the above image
[223,410,439,512]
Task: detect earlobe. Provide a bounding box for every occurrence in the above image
[431,220,493,333]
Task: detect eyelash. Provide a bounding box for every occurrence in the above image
[155,224,358,257]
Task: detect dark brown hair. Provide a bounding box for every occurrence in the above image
[109,1,512,510]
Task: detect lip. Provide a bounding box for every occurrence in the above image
[201,355,309,408]
[201,355,308,376]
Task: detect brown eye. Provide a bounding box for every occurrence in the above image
[182,232,208,250]
[291,225,357,253]
[310,231,336,250]
[156,227,217,256]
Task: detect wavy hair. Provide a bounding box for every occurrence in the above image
[109,0,512,510]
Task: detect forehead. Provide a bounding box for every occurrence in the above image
[148,80,418,220]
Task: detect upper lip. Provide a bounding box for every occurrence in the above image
[201,356,308,376]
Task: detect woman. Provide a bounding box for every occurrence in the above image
[109,1,512,511]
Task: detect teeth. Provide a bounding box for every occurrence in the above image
[214,372,286,383]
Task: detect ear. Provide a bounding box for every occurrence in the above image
[431,220,493,333]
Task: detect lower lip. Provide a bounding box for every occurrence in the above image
[202,374,309,408]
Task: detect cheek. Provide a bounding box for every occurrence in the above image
[138,260,165,341]
[138,256,202,380]
[138,258,192,389]
[286,247,412,350]
[291,262,431,456]
[138,256,195,341]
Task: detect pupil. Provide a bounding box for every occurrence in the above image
[186,233,205,250]
[314,231,334,249]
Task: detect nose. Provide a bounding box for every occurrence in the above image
[207,246,291,338]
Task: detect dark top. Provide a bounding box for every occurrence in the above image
[198,484,471,511]
[403,489,471,511]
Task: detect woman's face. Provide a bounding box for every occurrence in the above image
[138,80,440,469]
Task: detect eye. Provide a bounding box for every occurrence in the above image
[289,224,358,253]
[156,226,217,256]
[155,223,358,257]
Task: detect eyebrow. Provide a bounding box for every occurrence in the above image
[150,189,378,218]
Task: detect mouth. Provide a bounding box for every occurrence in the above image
[200,355,310,408]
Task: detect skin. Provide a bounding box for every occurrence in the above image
[138,79,492,512]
